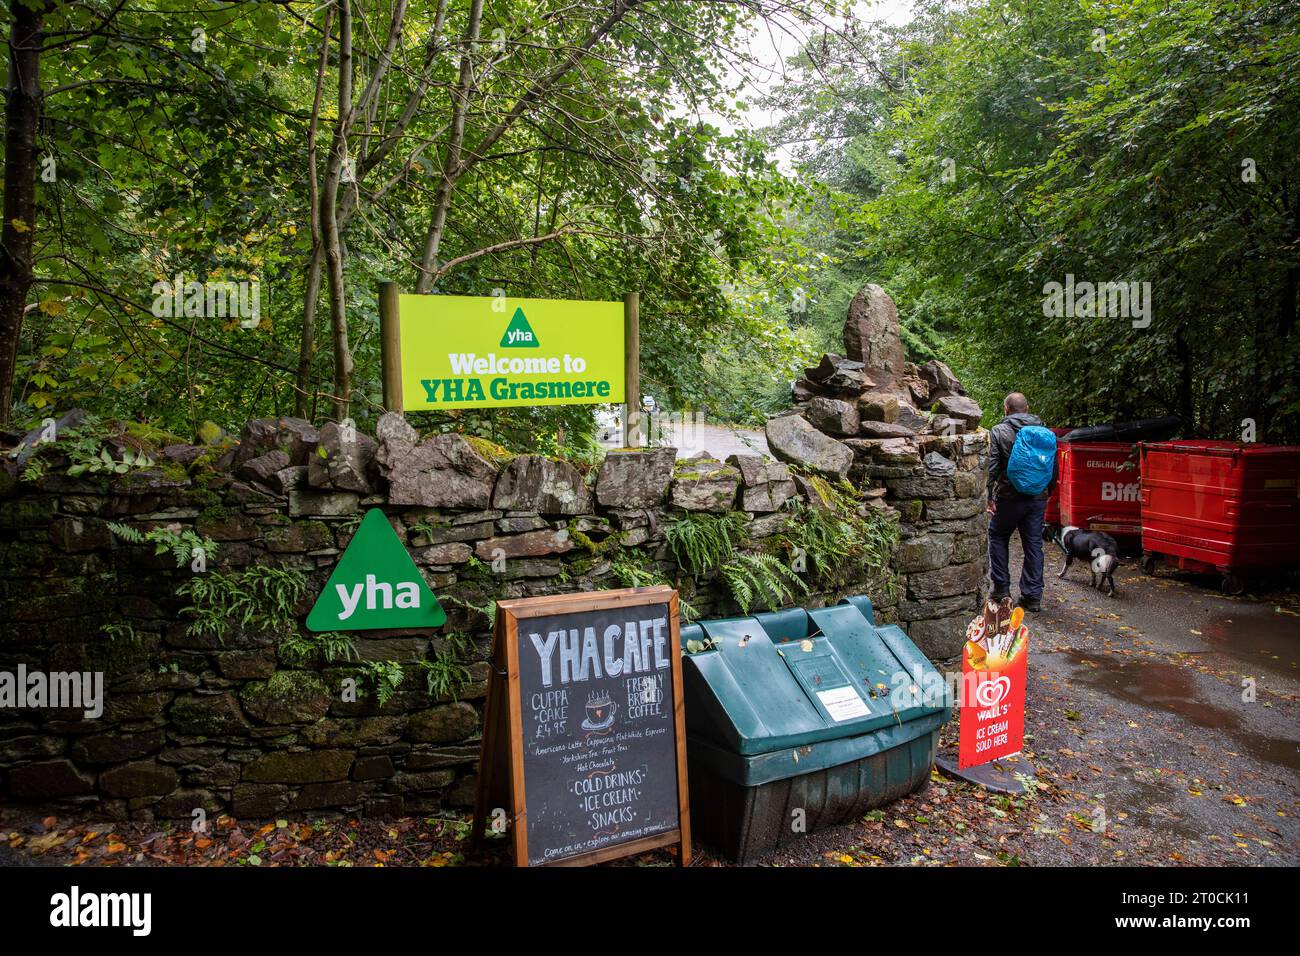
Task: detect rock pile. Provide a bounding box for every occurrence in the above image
[766,283,990,658]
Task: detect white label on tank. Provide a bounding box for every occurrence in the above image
[817,686,869,722]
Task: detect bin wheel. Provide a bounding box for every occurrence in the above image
[1221,572,1246,596]
[1140,553,1158,576]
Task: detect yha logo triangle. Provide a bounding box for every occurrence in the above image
[499,306,539,348]
[306,509,446,631]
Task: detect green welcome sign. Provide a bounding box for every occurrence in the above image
[306,509,446,632]
[396,294,624,410]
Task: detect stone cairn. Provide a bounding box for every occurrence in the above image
[764,283,990,657]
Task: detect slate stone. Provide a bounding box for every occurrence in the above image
[843,284,906,378]
[385,433,499,509]
[492,455,592,515]
[764,414,853,479]
[595,447,676,508]
[670,458,740,512]
[806,396,860,436]
[308,421,378,493]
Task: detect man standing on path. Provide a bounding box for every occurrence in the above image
[987,392,1057,612]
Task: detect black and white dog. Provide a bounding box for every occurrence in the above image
[1054,525,1120,596]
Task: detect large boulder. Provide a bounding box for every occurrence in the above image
[670,458,740,512]
[806,396,860,437]
[385,433,500,509]
[309,421,378,493]
[374,411,419,474]
[236,450,291,490]
[595,447,676,508]
[492,455,592,515]
[843,284,907,378]
[764,414,853,479]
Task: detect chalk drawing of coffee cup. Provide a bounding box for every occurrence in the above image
[581,692,617,732]
[974,675,1011,708]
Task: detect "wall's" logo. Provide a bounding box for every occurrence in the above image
[306,509,445,631]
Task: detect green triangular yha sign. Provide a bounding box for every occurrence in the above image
[306,509,445,632]
[499,306,539,348]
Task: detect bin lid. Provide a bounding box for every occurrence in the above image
[680,598,952,756]
[1140,439,1300,457]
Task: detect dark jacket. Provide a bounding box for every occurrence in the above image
[989,412,1057,500]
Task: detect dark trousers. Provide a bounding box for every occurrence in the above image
[988,495,1047,599]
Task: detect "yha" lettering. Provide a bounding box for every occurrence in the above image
[336,574,421,620]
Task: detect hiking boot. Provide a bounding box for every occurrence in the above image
[990,590,1010,603]
[1019,596,1042,613]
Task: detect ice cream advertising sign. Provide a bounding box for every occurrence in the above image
[397,294,624,410]
[957,599,1028,769]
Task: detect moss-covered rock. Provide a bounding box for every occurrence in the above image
[239,670,330,724]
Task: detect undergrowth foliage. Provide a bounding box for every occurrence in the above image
[108,522,217,568]
[780,475,901,601]
[665,511,748,578]
[178,565,308,641]
[721,551,809,614]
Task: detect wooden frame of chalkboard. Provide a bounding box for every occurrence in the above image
[471,586,692,867]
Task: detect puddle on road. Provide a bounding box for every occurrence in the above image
[1192,609,1299,677]
[1064,649,1300,772]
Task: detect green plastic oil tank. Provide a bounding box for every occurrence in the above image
[680,596,952,863]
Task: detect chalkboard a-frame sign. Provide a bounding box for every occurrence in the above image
[471,586,691,867]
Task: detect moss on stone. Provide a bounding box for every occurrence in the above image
[123,420,188,450]
[463,435,514,470]
[239,670,330,724]
[196,502,232,525]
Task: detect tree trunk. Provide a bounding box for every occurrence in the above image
[322,0,354,421]
[0,1,45,426]
[295,4,334,420]
[296,247,324,418]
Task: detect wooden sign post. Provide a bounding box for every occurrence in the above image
[472,586,691,867]
[623,291,641,447]
[377,280,403,413]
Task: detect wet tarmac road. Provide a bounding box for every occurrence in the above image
[1018,539,1299,862]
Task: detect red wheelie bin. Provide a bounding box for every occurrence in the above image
[1138,440,1300,593]
[1058,442,1143,546]
[1042,427,1072,540]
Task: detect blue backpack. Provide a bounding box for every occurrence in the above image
[1006,425,1057,495]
